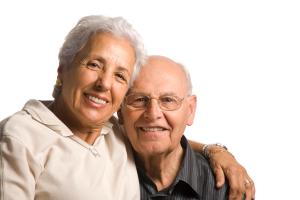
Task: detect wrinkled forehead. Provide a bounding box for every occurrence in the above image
[76,32,136,70]
[129,58,189,96]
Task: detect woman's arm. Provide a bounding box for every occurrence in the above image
[189,140,255,200]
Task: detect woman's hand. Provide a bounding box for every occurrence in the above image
[207,146,255,200]
[189,140,255,200]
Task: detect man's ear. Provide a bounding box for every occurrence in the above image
[187,95,197,126]
[117,109,124,124]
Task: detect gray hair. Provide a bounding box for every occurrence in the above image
[58,15,146,85]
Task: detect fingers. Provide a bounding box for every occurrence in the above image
[211,161,225,188]
[229,191,244,200]
[244,179,251,200]
[206,147,255,199]
[227,171,255,200]
[226,166,245,200]
[251,178,256,199]
[244,177,255,200]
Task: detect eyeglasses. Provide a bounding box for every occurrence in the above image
[124,93,185,111]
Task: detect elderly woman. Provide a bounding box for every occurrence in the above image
[0,15,254,200]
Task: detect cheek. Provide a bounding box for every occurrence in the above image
[123,112,140,138]
[112,85,128,105]
[64,79,83,98]
[78,71,98,87]
[123,122,136,143]
[124,113,136,130]
[63,70,90,90]
[167,114,188,134]
[64,76,93,104]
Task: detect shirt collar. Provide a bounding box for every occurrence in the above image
[136,136,203,198]
[22,99,113,138]
[173,136,203,197]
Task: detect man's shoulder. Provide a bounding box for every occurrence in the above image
[182,138,217,185]
[189,147,215,175]
[189,146,229,199]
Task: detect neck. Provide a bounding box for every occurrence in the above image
[136,145,184,191]
[49,99,102,145]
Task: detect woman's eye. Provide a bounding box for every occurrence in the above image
[89,63,98,68]
[86,61,103,70]
[116,73,128,83]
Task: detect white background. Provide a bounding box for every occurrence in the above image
[0,0,299,199]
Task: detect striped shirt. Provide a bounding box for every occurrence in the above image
[137,136,228,200]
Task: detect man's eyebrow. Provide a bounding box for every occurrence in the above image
[126,89,148,96]
[159,92,178,96]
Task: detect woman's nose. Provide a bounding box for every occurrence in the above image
[95,71,113,91]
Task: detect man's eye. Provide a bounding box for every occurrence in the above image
[161,97,176,102]
[134,97,148,102]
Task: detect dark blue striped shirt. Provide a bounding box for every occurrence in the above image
[137,136,229,200]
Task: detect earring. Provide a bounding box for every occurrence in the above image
[55,78,62,87]
[52,78,62,98]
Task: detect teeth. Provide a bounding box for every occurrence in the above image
[88,95,106,104]
[141,127,164,132]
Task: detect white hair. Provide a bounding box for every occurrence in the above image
[58,15,146,85]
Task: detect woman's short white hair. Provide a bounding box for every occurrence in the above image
[58,15,146,85]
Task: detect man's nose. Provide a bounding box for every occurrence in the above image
[143,99,163,121]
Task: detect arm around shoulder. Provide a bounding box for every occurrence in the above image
[188,139,255,200]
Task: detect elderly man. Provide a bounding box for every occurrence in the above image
[119,55,231,199]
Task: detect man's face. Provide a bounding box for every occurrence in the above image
[119,56,196,157]
[58,32,136,129]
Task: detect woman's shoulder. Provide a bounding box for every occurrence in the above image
[0,99,57,146]
[1,108,32,131]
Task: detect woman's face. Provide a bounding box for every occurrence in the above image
[58,32,136,129]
